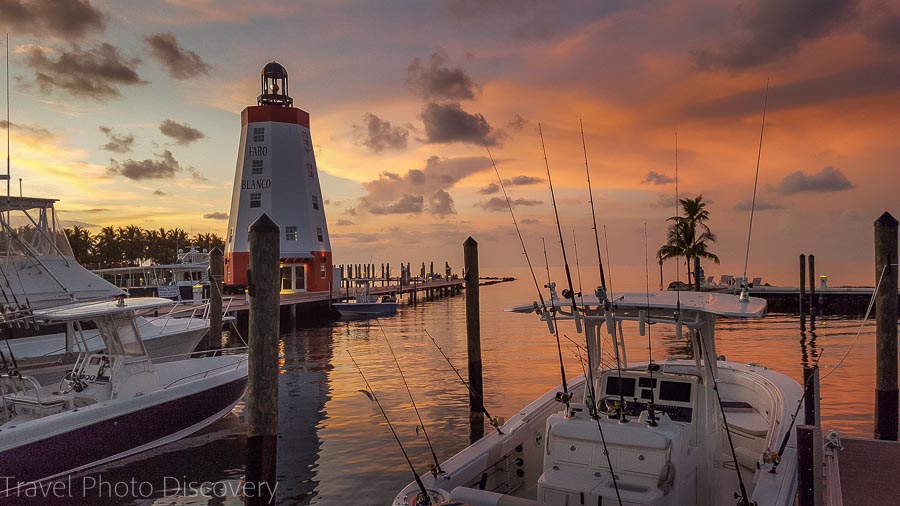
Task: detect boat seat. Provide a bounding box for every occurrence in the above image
[724,408,769,437]
[3,392,71,410]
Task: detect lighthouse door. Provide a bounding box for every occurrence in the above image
[280,264,307,293]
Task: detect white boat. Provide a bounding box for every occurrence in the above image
[0,196,213,381]
[334,279,398,318]
[0,296,247,494]
[395,289,802,506]
[92,246,212,299]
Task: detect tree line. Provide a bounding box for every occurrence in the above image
[64,226,225,268]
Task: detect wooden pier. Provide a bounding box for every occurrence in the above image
[813,431,900,505]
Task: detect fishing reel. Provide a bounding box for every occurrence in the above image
[555,391,572,404]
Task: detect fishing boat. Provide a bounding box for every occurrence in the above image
[395,289,803,506]
[0,296,247,494]
[92,245,212,300]
[0,196,213,382]
[334,279,398,318]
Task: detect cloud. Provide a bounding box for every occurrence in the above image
[1,120,52,137]
[108,150,188,180]
[98,126,135,153]
[144,32,213,79]
[687,63,900,118]
[159,119,205,145]
[428,190,456,215]
[693,0,857,70]
[864,4,900,48]
[203,212,228,219]
[733,199,786,211]
[352,113,409,151]
[407,51,477,100]
[20,43,146,101]
[420,102,501,145]
[479,182,500,195]
[153,189,166,196]
[778,166,855,194]
[506,113,527,131]
[360,155,491,204]
[642,171,674,185]
[521,218,540,224]
[505,175,542,186]
[335,219,355,226]
[0,0,106,41]
[477,197,543,211]
[80,208,109,213]
[370,194,424,215]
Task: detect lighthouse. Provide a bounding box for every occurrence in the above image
[224,62,332,293]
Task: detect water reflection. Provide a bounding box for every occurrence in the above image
[25,280,884,505]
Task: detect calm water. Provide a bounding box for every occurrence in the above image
[28,279,882,505]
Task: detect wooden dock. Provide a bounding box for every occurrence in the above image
[821,432,900,505]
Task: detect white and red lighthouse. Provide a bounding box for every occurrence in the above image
[224,62,332,293]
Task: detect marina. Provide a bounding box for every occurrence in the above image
[0,1,898,503]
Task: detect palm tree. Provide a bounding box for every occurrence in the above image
[657,195,720,285]
[64,226,94,264]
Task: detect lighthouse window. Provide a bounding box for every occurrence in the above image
[303,132,310,147]
[250,193,261,208]
[312,195,319,210]
[251,160,263,175]
[316,227,324,242]
[307,163,314,178]
[285,226,298,241]
[253,127,265,142]
[320,262,327,278]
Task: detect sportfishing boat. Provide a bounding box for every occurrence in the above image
[0,296,247,494]
[395,289,803,506]
[0,196,212,382]
[334,279,398,318]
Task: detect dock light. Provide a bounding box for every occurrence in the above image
[820,275,827,289]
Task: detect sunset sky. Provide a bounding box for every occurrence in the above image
[1,0,899,287]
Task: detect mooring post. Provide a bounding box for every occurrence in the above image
[208,247,224,349]
[464,237,485,443]
[797,425,824,506]
[808,254,817,320]
[803,365,821,426]
[875,212,898,441]
[799,254,806,316]
[694,257,701,291]
[245,214,280,505]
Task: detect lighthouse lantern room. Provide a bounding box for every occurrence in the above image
[224,62,332,293]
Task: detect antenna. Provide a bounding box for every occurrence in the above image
[740,79,770,302]
[643,222,657,426]
[5,34,10,217]
[674,132,681,318]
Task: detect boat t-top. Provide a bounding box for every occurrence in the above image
[395,287,802,506]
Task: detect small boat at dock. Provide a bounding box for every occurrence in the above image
[0,296,247,494]
[335,279,398,318]
[395,289,802,506]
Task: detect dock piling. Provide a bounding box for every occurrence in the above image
[245,214,280,505]
[797,425,824,506]
[874,212,898,441]
[464,237,484,443]
[808,254,817,321]
[208,247,224,348]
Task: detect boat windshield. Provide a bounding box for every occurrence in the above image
[95,313,148,357]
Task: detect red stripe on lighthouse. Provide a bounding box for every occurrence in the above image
[242,106,310,127]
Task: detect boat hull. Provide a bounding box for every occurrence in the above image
[0,356,247,494]
[334,302,398,318]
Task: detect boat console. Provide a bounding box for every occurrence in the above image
[598,370,696,423]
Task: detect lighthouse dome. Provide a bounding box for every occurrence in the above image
[258,61,292,107]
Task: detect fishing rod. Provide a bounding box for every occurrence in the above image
[697,331,751,505]
[542,236,570,406]
[375,321,443,476]
[538,123,582,334]
[424,329,503,434]
[347,350,432,506]
[484,143,569,400]
[542,124,622,505]
[739,79,770,301]
[770,348,826,475]
[580,119,607,294]
[601,223,628,421]
[643,222,658,427]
